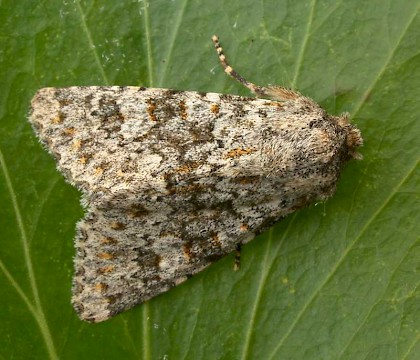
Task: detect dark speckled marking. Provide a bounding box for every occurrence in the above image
[110,222,126,230]
[179,100,188,120]
[146,98,157,121]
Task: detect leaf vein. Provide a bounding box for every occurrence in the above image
[351,3,420,118]
[268,158,418,358]
[75,0,109,85]
[0,149,58,360]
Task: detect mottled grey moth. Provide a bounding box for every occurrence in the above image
[29,36,363,322]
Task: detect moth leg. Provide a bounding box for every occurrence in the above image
[233,243,242,271]
[212,35,300,101]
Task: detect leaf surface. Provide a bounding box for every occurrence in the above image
[0,0,419,359]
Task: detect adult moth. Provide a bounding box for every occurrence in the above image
[29,36,362,322]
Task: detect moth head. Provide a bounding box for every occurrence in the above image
[335,113,363,160]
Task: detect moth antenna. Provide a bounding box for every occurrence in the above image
[212,35,299,101]
[212,35,264,96]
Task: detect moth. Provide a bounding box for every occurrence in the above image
[29,35,362,322]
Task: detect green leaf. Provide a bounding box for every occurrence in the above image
[1,0,419,359]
